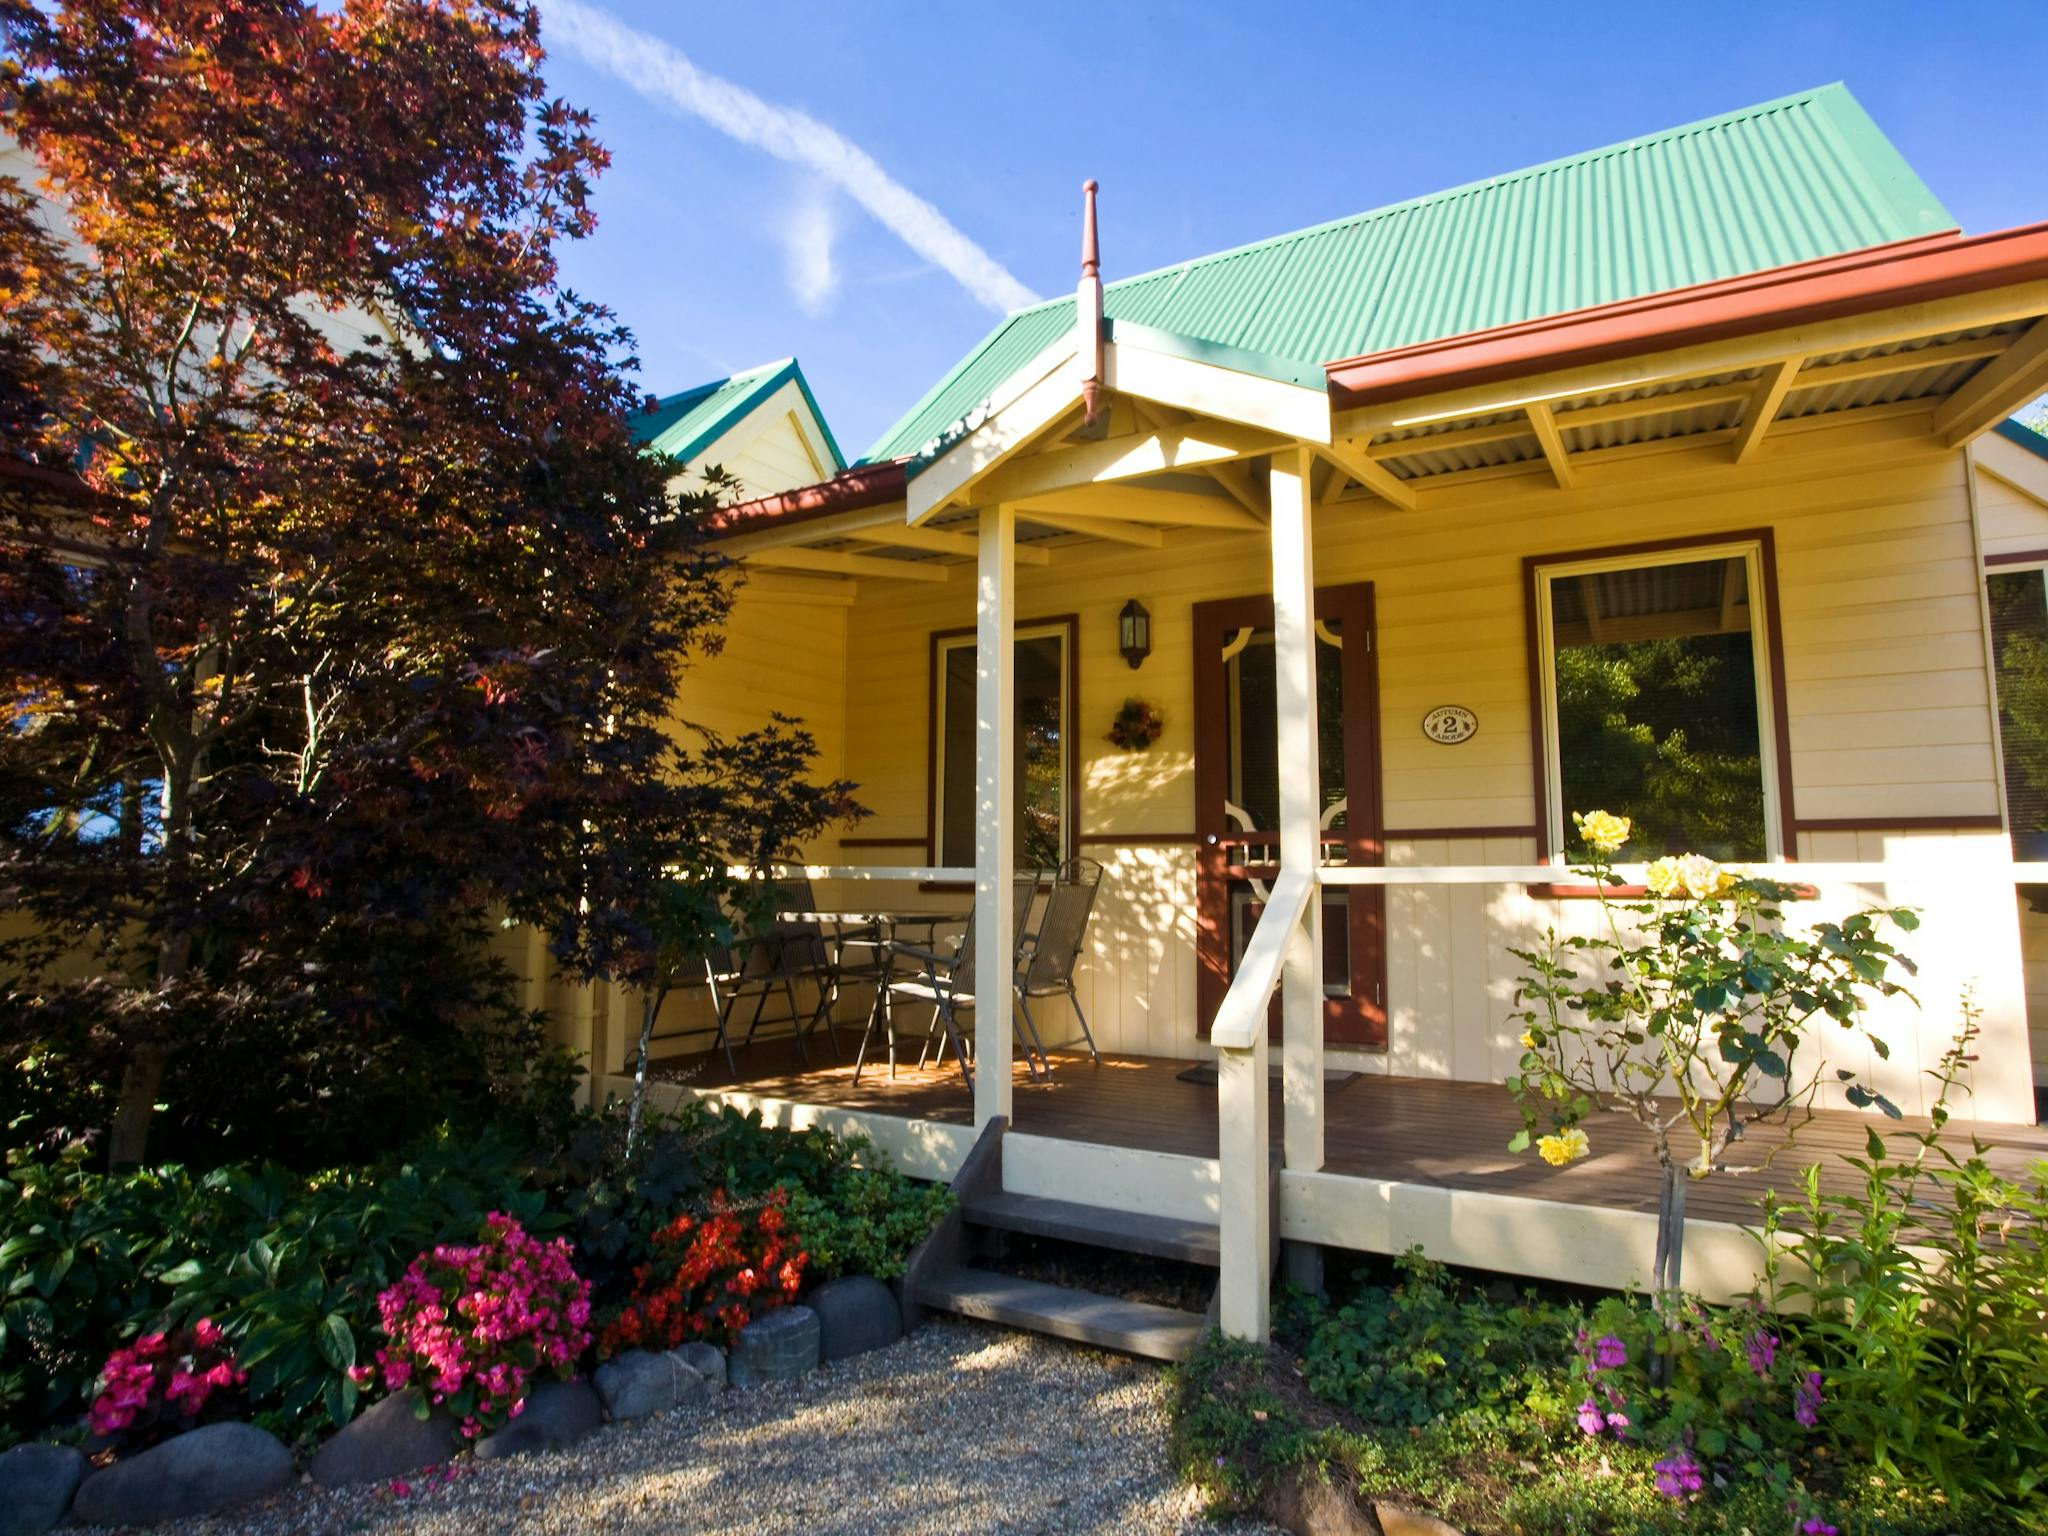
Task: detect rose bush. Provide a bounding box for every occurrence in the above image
[369,1213,591,1439]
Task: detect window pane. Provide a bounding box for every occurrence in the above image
[1224,625,1346,837]
[1989,570,2048,856]
[938,632,1067,869]
[1551,554,1766,859]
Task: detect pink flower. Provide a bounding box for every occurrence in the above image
[1652,1446,1704,1500]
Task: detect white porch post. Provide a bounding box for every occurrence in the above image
[1216,447,1325,1341]
[974,502,1017,1128]
[1271,446,1326,1180]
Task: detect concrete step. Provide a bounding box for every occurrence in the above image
[960,1191,1221,1267]
[914,1264,1207,1363]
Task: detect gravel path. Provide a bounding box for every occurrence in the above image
[76,1319,1281,1536]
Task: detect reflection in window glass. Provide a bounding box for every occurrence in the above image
[938,630,1067,870]
[1989,570,2048,854]
[1224,624,1346,835]
[1548,554,1766,860]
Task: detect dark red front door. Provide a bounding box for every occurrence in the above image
[1192,582,1386,1048]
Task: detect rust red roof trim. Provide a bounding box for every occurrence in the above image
[1326,224,2048,411]
[706,458,909,536]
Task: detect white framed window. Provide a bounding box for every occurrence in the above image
[1532,537,1784,862]
[931,618,1073,871]
[1986,563,2048,857]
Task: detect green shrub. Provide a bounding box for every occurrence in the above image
[1297,1251,1578,1430]
[0,1134,544,1447]
[785,1165,954,1281]
[1765,1110,2048,1520]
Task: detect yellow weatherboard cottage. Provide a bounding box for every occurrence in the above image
[531,84,2048,1351]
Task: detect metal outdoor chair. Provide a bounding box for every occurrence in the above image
[701,876,848,1076]
[765,874,884,1049]
[1013,856,1104,1069]
[859,874,1043,1092]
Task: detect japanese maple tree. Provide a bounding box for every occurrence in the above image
[0,0,847,1165]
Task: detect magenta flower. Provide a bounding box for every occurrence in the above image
[1800,1521,1840,1536]
[1744,1329,1778,1375]
[1794,1370,1824,1428]
[1652,1446,1704,1500]
[1576,1398,1605,1436]
[1591,1333,1628,1371]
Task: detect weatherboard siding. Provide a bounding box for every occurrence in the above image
[618,412,2030,1119]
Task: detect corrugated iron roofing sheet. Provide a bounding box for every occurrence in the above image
[635,358,845,472]
[863,84,1953,464]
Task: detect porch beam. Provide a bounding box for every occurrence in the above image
[1333,278,2048,439]
[973,504,1017,1128]
[907,341,1081,524]
[1015,485,1263,529]
[1206,457,1268,517]
[1102,339,1333,443]
[1015,509,1166,548]
[1933,317,2048,447]
[1525,401,1576,488]
[850,525,1052,565]
[742,548,949,583]
[717,501,909,556]
[1315,440,1418,511]
[1791,332,2009,391]
[1731,356,1802,464]
[970,420,1284,505]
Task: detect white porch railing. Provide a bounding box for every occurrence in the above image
[726,863,973,884]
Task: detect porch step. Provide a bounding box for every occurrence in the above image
[960,1191,1220,1267]
[913,1264,1207,1363]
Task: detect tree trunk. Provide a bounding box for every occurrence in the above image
[624,986,664,1157]
[108,1040,170,1169]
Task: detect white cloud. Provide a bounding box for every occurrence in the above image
[780,184,839,315]
[544,0,1038,316]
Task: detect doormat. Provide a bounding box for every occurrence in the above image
[1174,1062,1362,1089]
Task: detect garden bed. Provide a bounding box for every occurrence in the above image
[0,1099,957,1531]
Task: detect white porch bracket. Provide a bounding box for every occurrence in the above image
[973,503,1017,1127]
[1212,445,1326,1342]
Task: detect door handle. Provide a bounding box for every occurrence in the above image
[1204,833,1220,846]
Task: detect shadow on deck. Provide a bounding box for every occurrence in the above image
[647,1028,2048,1229]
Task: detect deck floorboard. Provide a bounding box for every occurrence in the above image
[649,1030,2048,1227]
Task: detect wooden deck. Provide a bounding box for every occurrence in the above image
[652,1029,2048,1229]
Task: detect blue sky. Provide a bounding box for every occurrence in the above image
[539,0,2048,463]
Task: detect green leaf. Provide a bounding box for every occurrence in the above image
[316,1313,355,1372]
[1507,1130,1530,1153]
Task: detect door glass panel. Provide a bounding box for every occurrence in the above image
[1223,621,1346,845]
[1227,889,1352,1000]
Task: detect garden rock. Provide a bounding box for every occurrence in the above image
[594,1349,711,1422]
[1374,1504,1469,1536]
[71,1422,293,1527]
[675,1340,727,1389]
[0,1442,87,1536]
[807,1274,903,1362]
[1257,1464,1378,1536]
[728,1305,820,1388]
[309,1388,460,1488]
[474,1378,603,1461]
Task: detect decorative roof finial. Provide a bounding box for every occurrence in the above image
[1078,179,1104,426]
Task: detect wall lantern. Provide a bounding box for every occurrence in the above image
[1118,598,1152,669]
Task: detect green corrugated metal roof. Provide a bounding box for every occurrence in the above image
[636,357,845,472]
[1997,416,2048,463]
[865,83,1953,465]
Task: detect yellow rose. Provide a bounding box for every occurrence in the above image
[1537,1127,1591,1166]
[1519,1030,1538,1050]
[1675,853,1730,901]
[1645,856,1683,898]
[1572,810,1632,855]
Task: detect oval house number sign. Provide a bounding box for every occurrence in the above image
[1422,705,1478,745]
